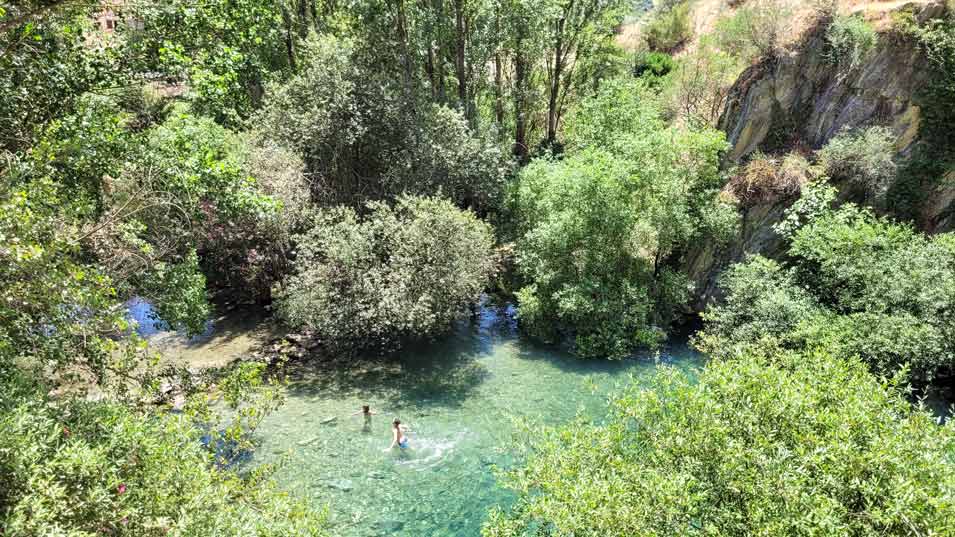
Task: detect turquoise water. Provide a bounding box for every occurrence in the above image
[251,304,705,536]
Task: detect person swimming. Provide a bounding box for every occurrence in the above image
[388,418,409,450]
[352,405,376,433]
[353,405,376,419]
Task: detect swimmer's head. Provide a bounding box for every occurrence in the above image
[362,405,370,413]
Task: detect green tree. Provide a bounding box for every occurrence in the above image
[0,1,121,154]
[816,126,897,202]
[257,34,510,212]
[484,347,955,536]
[0,362,327,537]
[644,0,691,52]
[512,81,735,358]
[129,0,291,125]
[698,255,821,347]
[539,0,627,148]
[275,195,496,353]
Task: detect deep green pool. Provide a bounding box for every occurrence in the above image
[250,304,705,537]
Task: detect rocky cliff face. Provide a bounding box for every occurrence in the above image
[718,3,947,163]
[685,1,952,310]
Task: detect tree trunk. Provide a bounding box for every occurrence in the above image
[310,0,319,30]
[297,0,309,36]
[432,0,446,102]
[493,9,505,136]
[394,0,416,102]
[494,51,505,134]
[453,0,471,122]
[546,17,566,148]
[280,5,298,70]
[426,42,438,99]
[513,40,529,163]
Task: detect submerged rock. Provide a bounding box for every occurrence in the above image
[297,436,319,447]
[374,519,404,532]
[325,478,354,492]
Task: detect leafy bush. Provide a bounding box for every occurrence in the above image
[0,366,326,537]
[115,110,281,329]
[632,51,675,85]
[275,196,495,353]
[644,1,692,52]
[0,177,126,380]
[512,81,735,358]
[129,0,291,125]
[199,134,311,302]
[816,126,897,200]
[700,256,821,345]
[512,150,665,357]
[484,347,955,536]
[825,14,878,70]
[888,11,955,220]
[715,0,793,61]
[701,184,955,382]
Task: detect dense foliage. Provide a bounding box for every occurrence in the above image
[129,0,291,124]
[644,0,691,52]
[4,0,955,534]
[276,196,496,353]
[511,81,736,358]
[0,2,324,532]
[484,346,955,536]
[886,5,955,220]
[701,183,955,382]
[256,35,510,212]
[825,13,878,71]
[0,364,325,537]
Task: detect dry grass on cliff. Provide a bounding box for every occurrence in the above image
[618,0,935,55]
[725,152,812,207]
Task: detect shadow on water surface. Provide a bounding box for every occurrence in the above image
[284,300,705,414]
[286,351,491,410]
[283,301,521,410]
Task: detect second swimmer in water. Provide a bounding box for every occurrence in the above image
[352,405,376,432]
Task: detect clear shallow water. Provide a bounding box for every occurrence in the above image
[252,305,705,537]
[128,298,279,368]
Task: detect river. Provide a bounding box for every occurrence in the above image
[131,297,955,536]
[217,303,700,536]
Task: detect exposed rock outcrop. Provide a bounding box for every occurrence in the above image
[685,1,950,311]
[685,198,794,310]
[718,6,935,162]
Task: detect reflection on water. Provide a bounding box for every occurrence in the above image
[253,302,705,537]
